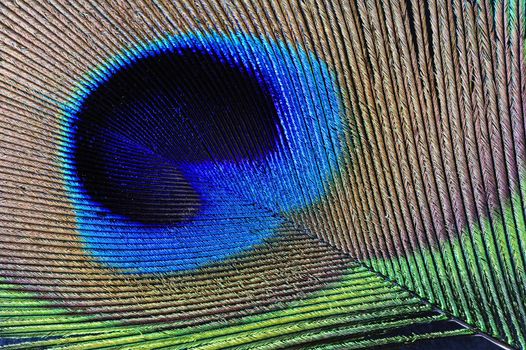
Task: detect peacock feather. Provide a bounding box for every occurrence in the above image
[0,0,525,348]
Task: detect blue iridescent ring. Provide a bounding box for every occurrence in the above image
[59,32,344,274]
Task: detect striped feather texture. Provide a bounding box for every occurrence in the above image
[0,0,525,349]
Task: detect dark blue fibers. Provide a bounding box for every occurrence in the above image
[73,47,281,225]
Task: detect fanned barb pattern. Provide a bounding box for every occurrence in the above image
[0,0,525,349]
